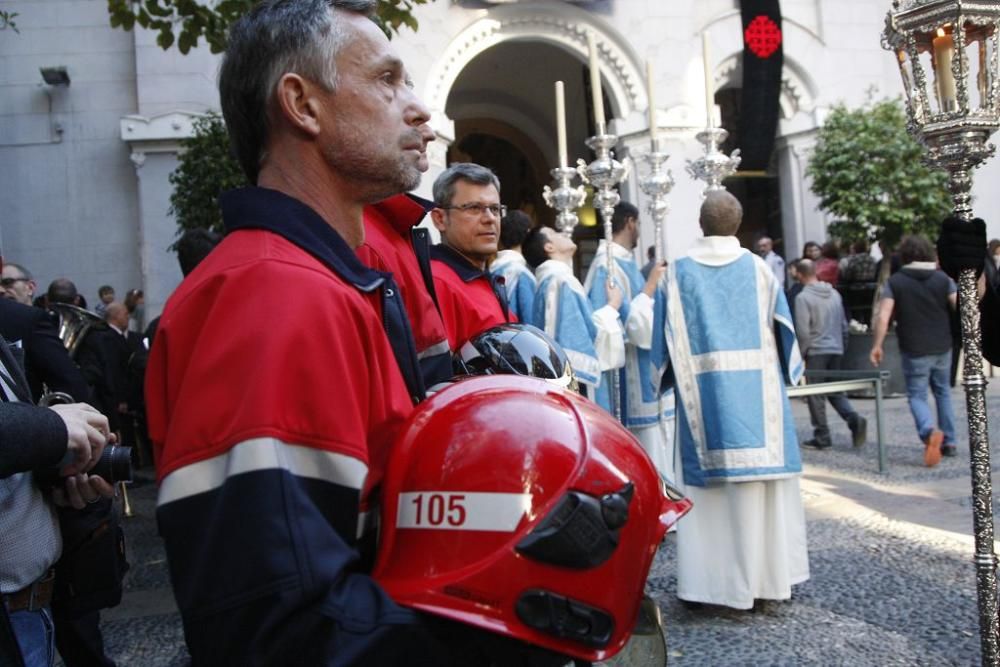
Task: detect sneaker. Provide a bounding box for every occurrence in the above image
[923,429,944,467]
[941,444,958,457]
[850,416,868,448]
[803,439,832,450]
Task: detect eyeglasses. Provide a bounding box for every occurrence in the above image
[0,277,28,288]
[441,203,507,218]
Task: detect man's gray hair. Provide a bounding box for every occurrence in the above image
[432,163,501,207]
[219,0,377,184]
[699,190,743,237]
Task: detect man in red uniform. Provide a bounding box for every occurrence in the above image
[358,195,452,388]
[144,2,454,664]
[429,163,515,350]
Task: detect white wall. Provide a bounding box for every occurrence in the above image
[0,0,140,305]
[2,0,999,302]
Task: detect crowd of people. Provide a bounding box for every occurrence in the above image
[769,228,1000,468]
[4,0,1000,665]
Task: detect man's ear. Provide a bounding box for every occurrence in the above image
[543,239,555,257]
[430,208,447,233]
[274,73,322,137]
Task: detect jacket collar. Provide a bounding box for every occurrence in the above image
[221,187,386,293]
[430,243,490,283]
[368,193,434,236]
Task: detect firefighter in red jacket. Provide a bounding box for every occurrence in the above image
[429,163,516,351]
[358,195,452,388]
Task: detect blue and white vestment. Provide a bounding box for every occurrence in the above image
[655,235,809,609]
[584,240,675,480]
[533,259,624,412]
[491,249,537,326]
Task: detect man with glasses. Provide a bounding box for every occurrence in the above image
[429,162,515,350]
[1,263,37,306]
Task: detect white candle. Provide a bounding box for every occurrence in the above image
[555,80,568,168]
[933,29,957,112]
[588,31,606,130]
[702,32,714,127]
[647,60,659,148]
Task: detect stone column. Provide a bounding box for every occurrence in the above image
[120,111,201,323]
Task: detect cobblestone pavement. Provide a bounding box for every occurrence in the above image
[79,382,1000,666]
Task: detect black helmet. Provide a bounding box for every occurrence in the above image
[454,323,576,389]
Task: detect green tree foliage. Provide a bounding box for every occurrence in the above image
[107,0,435,54]
[806,98,952,248]
[168,113,246,238]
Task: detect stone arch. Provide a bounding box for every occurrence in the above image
[423,4,649,126]
[713,53,818,121]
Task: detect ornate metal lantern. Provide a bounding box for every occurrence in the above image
[883,2,1000,663]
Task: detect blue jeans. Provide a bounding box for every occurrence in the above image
[901,351,957,445]
[9,607,56,667]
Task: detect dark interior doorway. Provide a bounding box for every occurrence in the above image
[716,86,785,257]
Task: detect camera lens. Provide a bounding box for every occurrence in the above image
[90,445,133,484]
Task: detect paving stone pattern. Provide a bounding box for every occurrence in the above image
[78,383,1000,666]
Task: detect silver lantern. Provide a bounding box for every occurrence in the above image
[883,1,1000,663]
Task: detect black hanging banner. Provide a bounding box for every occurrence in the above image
[739,0,783,171]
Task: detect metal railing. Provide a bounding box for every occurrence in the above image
[786,369,891,474]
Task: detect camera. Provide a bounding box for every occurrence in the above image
[36,445,133,487]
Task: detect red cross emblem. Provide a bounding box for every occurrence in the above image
[744,15,782,59]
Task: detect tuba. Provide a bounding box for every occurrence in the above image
[48,303,106,360]
[38,303,107,406]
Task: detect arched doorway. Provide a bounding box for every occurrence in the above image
[444,37,618,233]
[423,4,648,276]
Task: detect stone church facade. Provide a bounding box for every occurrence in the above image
[1,0,998,320]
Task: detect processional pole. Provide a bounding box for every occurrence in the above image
[884,2,1000,663]
[578,32,629,422]
[638,61,675,264]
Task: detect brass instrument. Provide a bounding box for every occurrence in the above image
[37,303,106,406]
[48,303,106,359]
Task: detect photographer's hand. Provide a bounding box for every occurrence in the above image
[53,473,116,510]
[48,402,110,476]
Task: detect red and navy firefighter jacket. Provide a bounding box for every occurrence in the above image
[145,187,424,666]
[357,195,452,387]
[429,244,515,351]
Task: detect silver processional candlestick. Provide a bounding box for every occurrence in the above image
[685,126,741,193]
[578,122,629,422]
[638,140,675,264]
[542,166,587,239]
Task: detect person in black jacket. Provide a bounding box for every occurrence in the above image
[0,334,114,667]
[0,298,92,404]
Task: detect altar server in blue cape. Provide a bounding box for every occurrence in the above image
[584,202,675,482]
[653,190,809,610]
[491,209,537,325]
[522,225,625,410]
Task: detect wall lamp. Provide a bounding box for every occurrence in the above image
[40,66,70,87]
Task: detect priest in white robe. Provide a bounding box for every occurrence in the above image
[522,225,625,411]
[584,202,675,482]
[654,190,809,610]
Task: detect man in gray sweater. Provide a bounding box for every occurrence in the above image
[793,259,867,449]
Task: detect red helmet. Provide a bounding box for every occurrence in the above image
[372,375,691,662]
